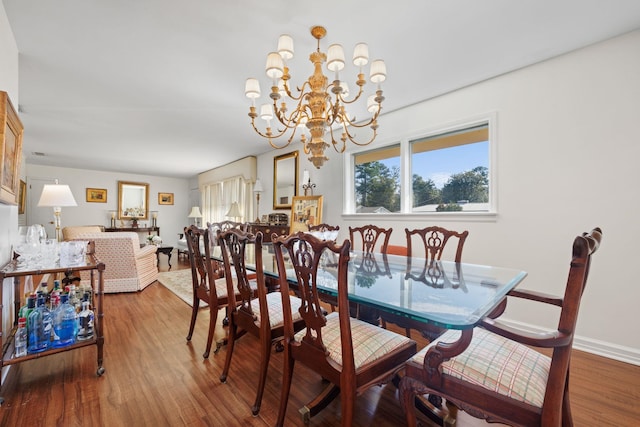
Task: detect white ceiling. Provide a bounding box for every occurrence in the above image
[4,0,640,178]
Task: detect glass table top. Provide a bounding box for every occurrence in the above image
[212,245,527,330]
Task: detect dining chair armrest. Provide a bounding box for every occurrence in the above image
[479,317,572,348]
[508,288,564,307]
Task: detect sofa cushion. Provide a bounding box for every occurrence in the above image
[62,225,104,241]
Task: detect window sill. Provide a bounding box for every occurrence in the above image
[341,211,498,223]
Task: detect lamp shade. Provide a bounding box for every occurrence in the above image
[254,179,264,193]
[225,202,241,218]
[37,182,77,207]
[187,206,202,218]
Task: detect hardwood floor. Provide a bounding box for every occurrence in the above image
[1,254,639,426]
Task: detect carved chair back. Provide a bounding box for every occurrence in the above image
[349,224,392,254]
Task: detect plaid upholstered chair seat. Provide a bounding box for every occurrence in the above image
[409,328,550,407]
[295,311,415,370]
[250,291,303,329]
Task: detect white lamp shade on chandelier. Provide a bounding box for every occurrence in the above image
[245,25,386,169]
[37,180,78,241]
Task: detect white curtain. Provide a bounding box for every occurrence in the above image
[203,176,254,224]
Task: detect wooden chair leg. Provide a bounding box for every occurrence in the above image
[219,315,237,382]
[251,335,273,415]
[340,385,356,427]
[399,376,419,427]
[186,298,199,340]
[276,354,295,427]
[203,303,218,358]
[562,376,573,426]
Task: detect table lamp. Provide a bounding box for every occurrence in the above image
[253,179,264,222]
[37,179,78,241]
[188,206,203,227]
[225,202,241,222]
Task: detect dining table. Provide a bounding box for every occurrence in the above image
[212,242,528,423]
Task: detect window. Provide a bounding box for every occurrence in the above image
[411,124,489,212]
[353,145,401,213]
[348,117,493,216]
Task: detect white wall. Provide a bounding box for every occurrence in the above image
[25,164,191,244]
[0,2,20,382]
[254,29,640,364]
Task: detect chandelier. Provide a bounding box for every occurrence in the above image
[245,25,386,169]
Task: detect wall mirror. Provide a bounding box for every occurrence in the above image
[118,181,149,219]
[273,151,298,209]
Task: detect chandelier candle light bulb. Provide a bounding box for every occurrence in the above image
[246,25,385,169]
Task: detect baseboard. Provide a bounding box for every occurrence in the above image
[497,318,640,366]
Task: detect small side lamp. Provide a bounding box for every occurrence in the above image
[253,179,264,223]
[37,179,78,241]
[225,202,241,222]
[109,210,117,228]
[188,206,203,227]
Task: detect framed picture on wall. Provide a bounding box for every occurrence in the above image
[18,179,26,214]
[86,188,107,203]
[290,195,323,234]
[0,91,24,206]
[158,192,174,205]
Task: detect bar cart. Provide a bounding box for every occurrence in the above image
[0,241,105,404]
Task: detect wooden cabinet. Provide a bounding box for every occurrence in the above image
[0,242,105,403]
[248,223,290,239]
[105,226,160,236]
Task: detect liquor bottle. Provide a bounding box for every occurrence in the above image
[19,294,36,320]
[79,282,92,307]
[28,296,52,353]
[67,285,81,313]
[37,282,50,307]
[77,301,94,341]
[14,317,28,358]
[52,294,77,348]
[24,275,34,299]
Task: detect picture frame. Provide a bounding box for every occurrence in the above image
[158,192,174,205]
[290,195,323,234]
[18,179,26,214]
[86,187,107,203]
[0,92,24,206]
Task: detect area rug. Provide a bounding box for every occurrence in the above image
[157,269,207,308]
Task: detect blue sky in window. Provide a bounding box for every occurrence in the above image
[380,141,488,189]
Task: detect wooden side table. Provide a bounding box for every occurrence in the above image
[156,246,174,270]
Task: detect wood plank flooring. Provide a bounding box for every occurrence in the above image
[1,254,639,426]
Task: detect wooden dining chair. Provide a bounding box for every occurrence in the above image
[218,229,304,416]
[273,232,417,427]
[349,224,392,254]
[184,225,241,358]
[381,226,469,339]
[400,227,602,427]
[405,225,468,262]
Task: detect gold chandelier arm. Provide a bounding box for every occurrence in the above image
[329,79,366,106]
[248,117,296,149]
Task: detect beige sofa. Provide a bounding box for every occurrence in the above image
[62,225,105,241]
[72,231,158,293]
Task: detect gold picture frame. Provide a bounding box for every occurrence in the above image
[86,187,107,203]
[0,92,24,206]
[158,192,174,205]
[273,151,298,210]
[290,195,323,234]
[18,179,26,214]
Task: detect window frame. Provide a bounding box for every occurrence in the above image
[343,112,498,221]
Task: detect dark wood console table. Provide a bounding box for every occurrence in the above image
[105,226,160,236]
[247,223,289,238]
